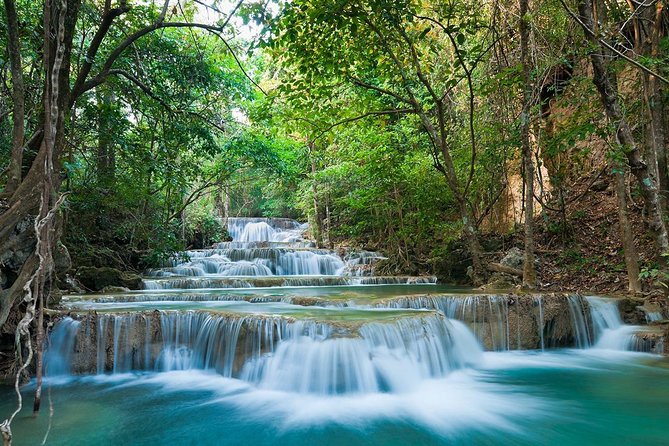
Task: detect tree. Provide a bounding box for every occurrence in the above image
[0,0,262,437]
[567,0,669,263]
[272,0,506,283]
[519,0,537,288]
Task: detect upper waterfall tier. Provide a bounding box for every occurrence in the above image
[226,217,308,243]
[143,217,436,288]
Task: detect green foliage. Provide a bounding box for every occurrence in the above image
[61,14,264,269]
[185,203,229,249]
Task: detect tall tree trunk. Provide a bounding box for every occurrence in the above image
[307,141,324,248]
[2,0,25,195]
[96,86,116,186]
[434,139,486,285]
[615,168,642,293]
[458,199,485,286]
[520,0,537,288]
[645,1,668,207]
[577,0,669,262]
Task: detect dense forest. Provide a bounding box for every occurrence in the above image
[1,0,669,444]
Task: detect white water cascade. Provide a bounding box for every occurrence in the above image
[585,296,647,351]
[143,217,436,289]
[44,317,81,376]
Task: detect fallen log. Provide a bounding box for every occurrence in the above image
[488,262,523,277]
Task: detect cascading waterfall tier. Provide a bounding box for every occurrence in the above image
[143,217,436,289]
[585,296,664,352]
[51,309,485,394]
[374,293,666,353]
[375,293,590,350]
[57,293,666,358]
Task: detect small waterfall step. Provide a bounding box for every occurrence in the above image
[142,275,437,290]
[585,296,665,352]
[373,293,666,353]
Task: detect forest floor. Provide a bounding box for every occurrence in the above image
[528,172,656,296]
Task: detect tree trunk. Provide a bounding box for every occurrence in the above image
[577,0,669,262]
[644,1,668,207]
[458,200,485,286]
[615,169,642,293]
[308,141,324,248]
[96,86,116,186]
[2,0,26,195]
[520,0,537,288]
[32,292,45,414]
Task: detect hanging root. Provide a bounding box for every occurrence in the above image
[1,419,11,446]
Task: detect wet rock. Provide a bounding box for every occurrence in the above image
[480,273,518,291]
[48,288,63,306]
[618,296,646,325]
[61,275,85,293]
[76,266,142,292]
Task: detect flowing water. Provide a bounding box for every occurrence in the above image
[2,218,668,445]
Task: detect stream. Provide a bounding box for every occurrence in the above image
[1,218,668,445]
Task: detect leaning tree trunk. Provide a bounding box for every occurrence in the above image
[0,3,82,440]
[520,0,537,289]
[577,0,669,262]
[2,0,25,196]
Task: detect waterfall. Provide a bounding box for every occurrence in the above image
[142,218,438,289]
[44,317,81,376]
[566,295,593,348]
[585,296,641,350]
[242,315,482,395]
[49,311,484,388]
[374,294,659,352]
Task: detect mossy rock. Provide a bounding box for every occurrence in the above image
[76,266,142,291]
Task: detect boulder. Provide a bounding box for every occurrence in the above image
[76,266,142,292]
[480,273,518,291]
[500,247,524,270]
[53,242,72,274]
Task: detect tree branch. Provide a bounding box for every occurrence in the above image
[313,108,415,142]
[348,76,413,105]
[108,68,172,110]
[559,0,669,85]
[70,1,131,101]
[73,22,265,104]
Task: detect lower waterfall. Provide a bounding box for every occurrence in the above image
[46,294,659,383]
